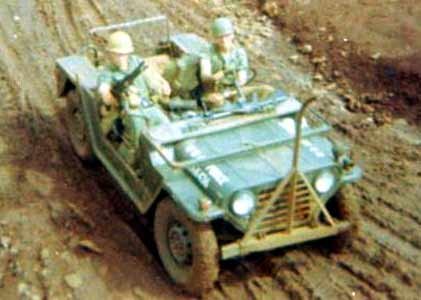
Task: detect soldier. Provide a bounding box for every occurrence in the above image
[97,31,171,165]
[200,17,273,107]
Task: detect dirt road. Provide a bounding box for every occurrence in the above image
[0,1,420,299]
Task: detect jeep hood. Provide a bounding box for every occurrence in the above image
[181,118,336,202]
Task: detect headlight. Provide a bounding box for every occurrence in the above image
[231,191,256,217]
[314,171,336,194]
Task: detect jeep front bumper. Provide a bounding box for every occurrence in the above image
[221,221,350,260]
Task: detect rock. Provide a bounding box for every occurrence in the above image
[325,83,337,91]
[18,282,30,296]
[340,50,347,57]
[262,1,281,18]
[374,112,392,126]
[259,28,272,38]
[333,70,341,78]
[361,104,374,113]
[77,240,103,255]
[361,117,375,127]
[288,54,299,64]
[342,93,360,112]
[311,56,327,64]
[300,44,313,54]
[371,52,382,60]
[10,246,19,256]
[0,236,11,249]
[65,273,83,289]
[313,73,324,81]
[40,248,50,261]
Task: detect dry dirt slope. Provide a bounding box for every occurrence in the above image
[0,0,420,299]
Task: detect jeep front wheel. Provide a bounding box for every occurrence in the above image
[326,185,360,252]
[65,89,95,162]
[154,198,219,296]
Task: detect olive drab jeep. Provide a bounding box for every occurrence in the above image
[55,16,362,296]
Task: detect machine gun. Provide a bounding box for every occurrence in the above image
[111,60,147,98]
[206,90,287,119]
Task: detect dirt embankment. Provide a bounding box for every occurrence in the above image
[258,0,421,123]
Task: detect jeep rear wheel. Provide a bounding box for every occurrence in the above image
[65,90,95,162]
[154,198,219,296]
[326,185,360,252]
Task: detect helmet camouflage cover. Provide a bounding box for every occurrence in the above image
[211,17,235,37]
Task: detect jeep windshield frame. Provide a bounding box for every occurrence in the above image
[88,16,170,57]
[146,97,331,169]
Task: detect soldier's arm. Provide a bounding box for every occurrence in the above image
[143,66,172,97]
[200,57,224,84]
[98,81,118,107]
[97,69,118,106]
[236,48,249,86]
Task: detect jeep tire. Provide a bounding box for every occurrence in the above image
[326,185,360,252]
[65,89,95,162]
[154,198,219,295]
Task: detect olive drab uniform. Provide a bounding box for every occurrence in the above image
[203,44,274,104]
[207,44,249,92]
[97,55,150,165]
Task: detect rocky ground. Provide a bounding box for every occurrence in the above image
[0,0,420,299]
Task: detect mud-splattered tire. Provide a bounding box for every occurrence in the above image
[326,185,361,252]
[65,90,95,162]
[154,198,219,296]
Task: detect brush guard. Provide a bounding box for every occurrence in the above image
[221,96,350,260]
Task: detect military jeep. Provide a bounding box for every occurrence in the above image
[55,16,362,295]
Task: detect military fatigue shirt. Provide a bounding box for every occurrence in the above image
[208,44,249,89]
[97,55,150,109]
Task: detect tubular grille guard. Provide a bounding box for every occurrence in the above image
[253,179,314,237]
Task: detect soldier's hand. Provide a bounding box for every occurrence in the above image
[98,83,118,107]
[212,70,225,82]
[159,80,172,97]
[207,93,225,107]
[128,92,141,107]
[103,92,118,107]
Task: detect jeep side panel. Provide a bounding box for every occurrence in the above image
[56,55,160,213]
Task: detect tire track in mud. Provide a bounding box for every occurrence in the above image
[85,0,108,25]
[35,0,67,54]
[364,205,421,250]
[49,0,79,53]
[63,0,85,43]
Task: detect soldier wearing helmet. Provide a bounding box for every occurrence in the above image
[200,17,273,107]
[97,31,171,165]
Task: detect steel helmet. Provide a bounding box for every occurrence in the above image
[106,31,134,54]
[211,17,235,37]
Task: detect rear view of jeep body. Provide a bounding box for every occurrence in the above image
[55,16,362,296]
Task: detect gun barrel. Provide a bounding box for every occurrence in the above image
[111,61,146,97]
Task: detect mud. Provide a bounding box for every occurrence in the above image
[0,0,420,299]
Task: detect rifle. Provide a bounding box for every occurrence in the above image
[213,90,287,116]
[111,60,147,98]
